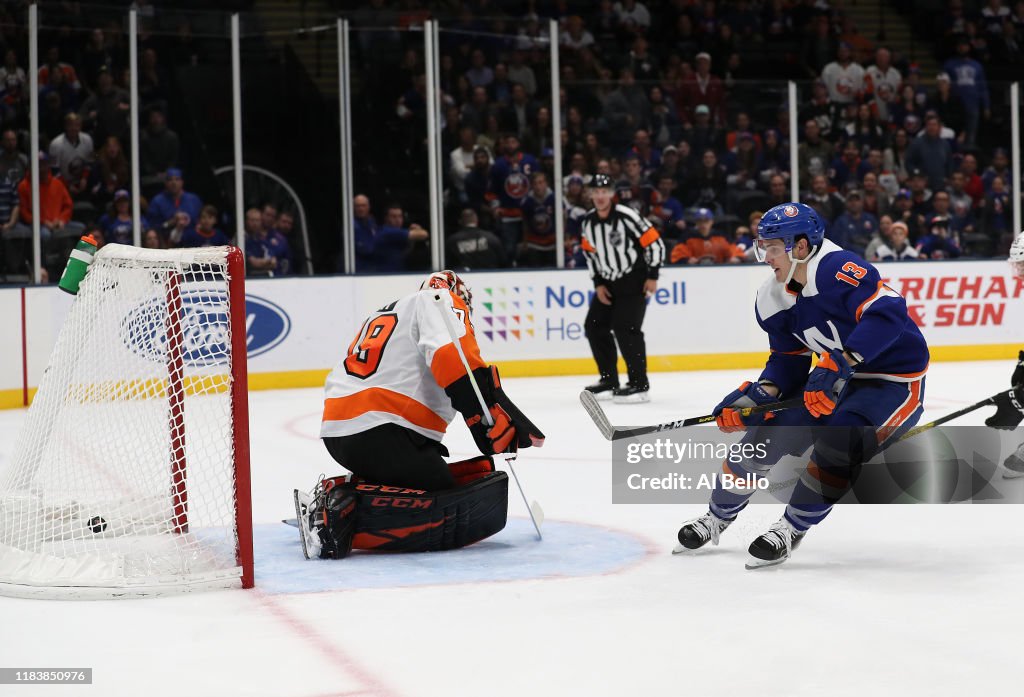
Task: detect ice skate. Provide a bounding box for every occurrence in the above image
[613,383,650,404]
[672,511,732,553]
[293,488,323,560]
[745,517,806,569]
[584,379,618,400]
[1002,444,1024,479]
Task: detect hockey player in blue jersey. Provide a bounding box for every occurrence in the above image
[676,202,930,568]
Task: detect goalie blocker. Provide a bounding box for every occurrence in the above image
[296,456,508,559]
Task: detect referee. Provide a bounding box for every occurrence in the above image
[580,173,666,403]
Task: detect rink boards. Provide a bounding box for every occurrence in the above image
[2,260,1022,408]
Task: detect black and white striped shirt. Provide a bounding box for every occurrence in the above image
[580,204,666,283]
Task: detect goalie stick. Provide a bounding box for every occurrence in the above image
[579,389,804,441]
[432,292,544,541]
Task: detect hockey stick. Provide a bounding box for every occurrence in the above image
[894,384,1020,442]
[432,292,544,540]
[761,384,1022,494]
[579,389,804,441]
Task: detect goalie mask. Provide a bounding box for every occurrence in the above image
[1010,234,1024,279]
[422,270,473,314]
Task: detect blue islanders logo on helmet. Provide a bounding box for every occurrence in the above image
[757,202,825,248]
[754,202,825,269]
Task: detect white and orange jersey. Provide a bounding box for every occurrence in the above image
[321,289,485,441]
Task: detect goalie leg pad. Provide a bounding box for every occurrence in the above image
[318,486,358,559]
[345,472,509,553]
[447,455,495,486]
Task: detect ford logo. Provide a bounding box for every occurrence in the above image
[121,292,290,365]
[244,295,291,357]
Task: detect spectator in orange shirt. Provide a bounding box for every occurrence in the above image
[37,46,81,95]
[10,152,84,242]
[670,208,743,265]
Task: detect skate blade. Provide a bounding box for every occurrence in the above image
[744,555,789,570]
[586,391,615,401]
[293,489,316,560]
[613,393,650,404]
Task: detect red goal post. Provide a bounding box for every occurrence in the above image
[0,244,253,599]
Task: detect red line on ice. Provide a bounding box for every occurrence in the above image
[255,589,399,697]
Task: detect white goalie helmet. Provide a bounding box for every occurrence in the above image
[421,270,473,313]
[1010,234,1024,278]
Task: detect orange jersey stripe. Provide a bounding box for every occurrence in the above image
[875,380,923,443]
[855,280,889,322]
[639,227,661,248]
[323,387,449,434]
[430,294,486,388]
[855,281,883,321]
[581,237,596,253]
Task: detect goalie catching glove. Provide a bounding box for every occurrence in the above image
[713,381,778,433]
[446,365,545,456]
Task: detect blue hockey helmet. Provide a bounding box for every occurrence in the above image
[754,202,824,263]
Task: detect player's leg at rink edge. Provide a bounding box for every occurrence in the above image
[678,378,925,565]
[785,378,925,531]
[745,379,925,568]
[676,408,813,552]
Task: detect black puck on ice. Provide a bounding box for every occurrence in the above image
[88,516,107,533]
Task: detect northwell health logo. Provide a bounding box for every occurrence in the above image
[476,286,536,342]
[476,281,686,344]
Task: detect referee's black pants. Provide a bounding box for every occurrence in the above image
[584,263,649,388]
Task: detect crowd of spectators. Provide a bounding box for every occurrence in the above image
[2,1,1022,280]
[0,3,297,281]
[353,0,1021,272]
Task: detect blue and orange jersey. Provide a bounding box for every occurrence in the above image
[486,152,539,219]
[521,188,556,250]
[755,239,930,398]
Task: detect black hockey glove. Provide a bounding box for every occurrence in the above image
[446,365,545,456]
[490,365,545,449]
[985,386,1024,431]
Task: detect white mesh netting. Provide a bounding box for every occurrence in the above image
[0,244,250,599]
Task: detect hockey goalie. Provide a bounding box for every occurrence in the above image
[294,271,545,559]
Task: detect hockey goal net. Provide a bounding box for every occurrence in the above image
[0,244,253,599]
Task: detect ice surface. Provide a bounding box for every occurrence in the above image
[0,361,1022,696]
